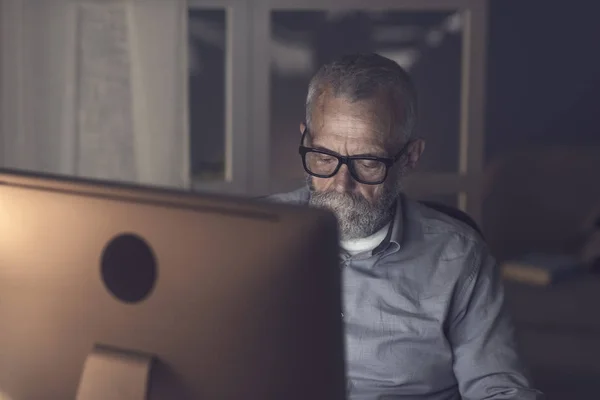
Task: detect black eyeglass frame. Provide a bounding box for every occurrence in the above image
[298,128,410,185]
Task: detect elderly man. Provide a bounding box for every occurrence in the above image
[268,53,543,399]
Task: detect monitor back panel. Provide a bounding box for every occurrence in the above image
[0,172,345,400]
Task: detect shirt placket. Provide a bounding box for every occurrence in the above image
[340,252,349,319]
[339,250,382,320]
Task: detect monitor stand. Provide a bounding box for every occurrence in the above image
[76,344,154,400]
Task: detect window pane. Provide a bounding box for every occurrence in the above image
[270,10,464,192]
[188,9,227,181]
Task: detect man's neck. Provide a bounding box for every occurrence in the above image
[341,221,392,256]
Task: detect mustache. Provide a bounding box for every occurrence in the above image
[306,177,399,240]
[310,189,371,207]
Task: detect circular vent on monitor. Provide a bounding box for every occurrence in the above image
[100,233,158,303]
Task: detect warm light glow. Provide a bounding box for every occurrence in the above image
[0,390,15,400]
[271,39,315,76]
[0,197,16,248]
[444,12,463,34]
[425,29,444,47]
[0,195,39,277]
[376,49,420,71]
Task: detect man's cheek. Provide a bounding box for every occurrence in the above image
[313,178,333,192]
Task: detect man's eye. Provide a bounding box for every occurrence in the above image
[316,155,335,164]
[357,160,380,169]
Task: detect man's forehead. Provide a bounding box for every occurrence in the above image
[310,94,396,142]
[313,93,390,119]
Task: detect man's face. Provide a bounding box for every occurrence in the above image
[304,94,424,240]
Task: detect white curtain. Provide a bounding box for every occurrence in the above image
[0,0,189,189]
[128,0,189,188]
[0,0,74,174]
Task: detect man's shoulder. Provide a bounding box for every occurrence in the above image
[263,187,310,205]
[412,199,481,239]
[405,197,486,259]
[386,198,492,305]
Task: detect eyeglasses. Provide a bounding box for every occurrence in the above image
[298,128,409,185]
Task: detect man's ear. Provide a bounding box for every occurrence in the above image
[299,122,306,134]
[406,138,425,169]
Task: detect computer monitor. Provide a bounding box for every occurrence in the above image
[0,169,346,400]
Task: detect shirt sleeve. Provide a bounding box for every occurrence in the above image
[448,243,545,400]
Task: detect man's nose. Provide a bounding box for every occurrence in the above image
[331,164,355,193]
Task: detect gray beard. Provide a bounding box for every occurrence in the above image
[307,176,400,241]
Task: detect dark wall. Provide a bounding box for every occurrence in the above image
[485,0,600,160]
[483,0,600,258]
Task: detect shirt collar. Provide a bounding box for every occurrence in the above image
[374,194,404,255]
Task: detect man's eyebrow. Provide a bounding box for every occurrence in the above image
[352,151,389,158]
[310,143,389,158]
[311,144,335,152]
[309,144,342,156]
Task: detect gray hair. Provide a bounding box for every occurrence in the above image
[305,53,418,140]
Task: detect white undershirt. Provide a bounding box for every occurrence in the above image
[340,222,391,256]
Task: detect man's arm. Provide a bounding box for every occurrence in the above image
[448,243,544,400]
